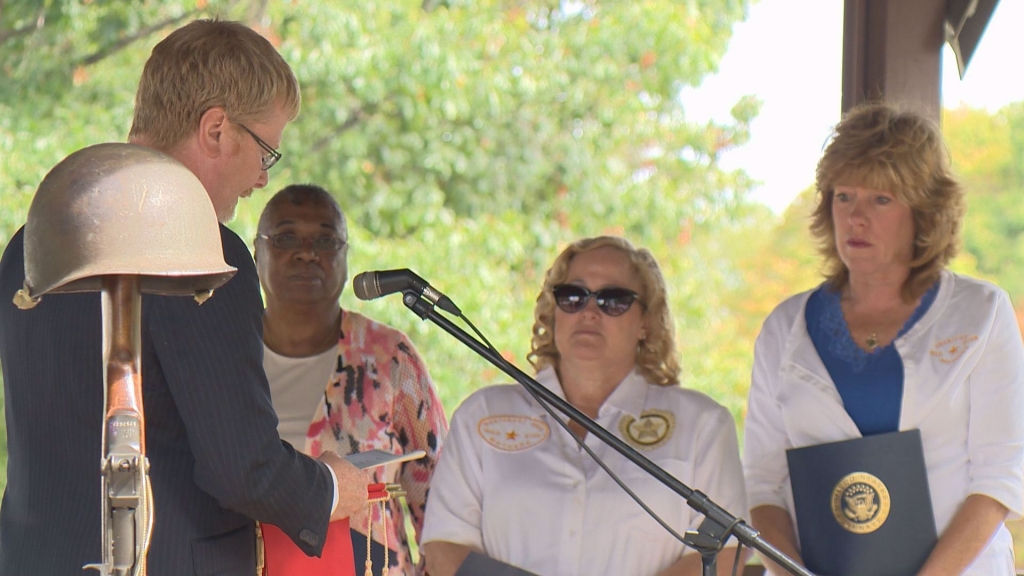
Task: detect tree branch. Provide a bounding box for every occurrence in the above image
[311,107,371,153]
[76,10,199,67]
[0,21,34,45]
[0,6,44,47]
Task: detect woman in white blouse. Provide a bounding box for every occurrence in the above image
[744,102,1024,575]
[422,236,749,576]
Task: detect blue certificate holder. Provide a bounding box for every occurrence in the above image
[787,429,937,576]
[454,552,540,576]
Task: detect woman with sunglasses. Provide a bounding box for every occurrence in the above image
[421,236,748,576]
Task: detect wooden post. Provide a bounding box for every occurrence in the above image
[842,0,946,121]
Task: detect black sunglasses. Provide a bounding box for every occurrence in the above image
[238,123,282,170]
[552,284,641,317]
[258,233,346,253]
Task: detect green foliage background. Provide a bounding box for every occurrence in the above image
[3,0,1024,560]
[1,0,763,408]
[0,0,762,490]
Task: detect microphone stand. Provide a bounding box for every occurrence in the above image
[400,293,814,576]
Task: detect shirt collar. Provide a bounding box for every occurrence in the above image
[535,366,568,402]
[601,368,649,418]
[535,365,649,418]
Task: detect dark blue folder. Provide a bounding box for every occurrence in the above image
[454,552,540,576]
[786,429,937,576]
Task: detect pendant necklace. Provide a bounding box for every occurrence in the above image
[865,333,879,351]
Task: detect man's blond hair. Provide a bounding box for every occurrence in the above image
[129,19,300,150]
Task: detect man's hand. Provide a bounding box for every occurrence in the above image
[318,450,371,521]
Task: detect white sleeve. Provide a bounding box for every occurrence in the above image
[690,404,749,531]
[743,312,795,511]
[421,398,486,549]
[325,462,339,514]
[965,290,1024,519]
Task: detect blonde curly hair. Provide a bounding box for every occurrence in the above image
[527,236,681,386]
[810,102,965,300]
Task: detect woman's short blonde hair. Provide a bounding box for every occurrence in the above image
[128,19,301,150]
[810,102,965,299]
[527,236,681,387]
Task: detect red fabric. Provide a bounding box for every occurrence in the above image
[262,519,355,576]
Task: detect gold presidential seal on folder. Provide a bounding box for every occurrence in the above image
[831,472,891,534]
[619,409,674,450]
[787,430,936,575]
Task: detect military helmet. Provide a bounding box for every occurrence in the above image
[16,143,237,306]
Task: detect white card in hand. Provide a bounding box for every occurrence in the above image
[344,449,427,470]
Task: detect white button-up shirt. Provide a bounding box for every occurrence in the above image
[744,270,1024,575]
[422,367,748,576]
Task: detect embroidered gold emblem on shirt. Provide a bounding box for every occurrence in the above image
[478,415,550,452]
[929,334,979,364]
[618,409,675,450]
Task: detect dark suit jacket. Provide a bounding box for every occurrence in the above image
[0,225,333,575]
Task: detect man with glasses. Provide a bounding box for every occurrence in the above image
[0,20,368,575]
[239,122,283,171]
[255,184,449,575]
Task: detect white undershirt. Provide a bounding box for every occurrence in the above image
[263,344,338,450]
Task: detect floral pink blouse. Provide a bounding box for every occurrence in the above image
[306,311,448,575]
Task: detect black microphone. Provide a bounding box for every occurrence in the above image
[352,269,462,315]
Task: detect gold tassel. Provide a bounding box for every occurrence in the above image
[365,484,404,576]
[255,521,266,576]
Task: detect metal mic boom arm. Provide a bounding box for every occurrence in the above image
[400,292,815,576]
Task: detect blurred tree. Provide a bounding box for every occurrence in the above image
[944,104,1024,303]
[1,0,240,244]
[275,2,757,240]
[1,0,761,417]
[696,188,821,423]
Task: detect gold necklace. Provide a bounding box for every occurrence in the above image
[865,333,879,351]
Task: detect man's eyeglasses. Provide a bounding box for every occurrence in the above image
[551,284,641,317]
[258,233,346,253]
[238,124,282,171]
